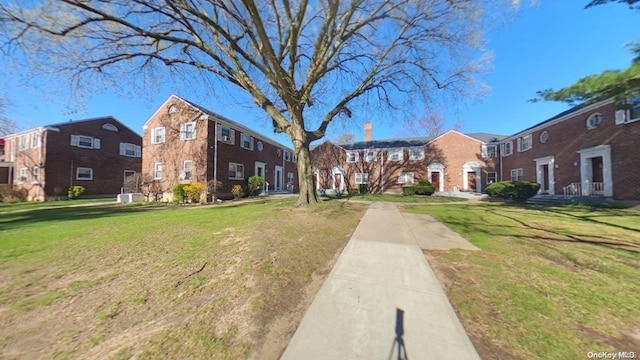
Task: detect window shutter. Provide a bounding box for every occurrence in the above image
[615,110,627,125]
[250,137,254,150]
[216,124,222,141]
[70,135,79,146]
[135,145,141,157]
[119,143,125,155]
[192,122,196,139]
[230,129,236,145]
[180,124,185,140]
[516,138,522,152]
[93,138,101,149]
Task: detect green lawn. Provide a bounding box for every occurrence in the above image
[404,203,640,360]
[322,193,468,203]
[0,197,115,213]
[0,199,367,359]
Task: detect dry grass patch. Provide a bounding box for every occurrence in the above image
[0,199,367,359]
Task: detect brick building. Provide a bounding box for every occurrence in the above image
[311,124,504,194]
[141,95,297,201]
[1,117,142,200]
[499,95,640,200]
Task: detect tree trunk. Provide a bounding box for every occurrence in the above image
[289,121,320,206]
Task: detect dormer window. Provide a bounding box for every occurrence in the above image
[102,123,118,132]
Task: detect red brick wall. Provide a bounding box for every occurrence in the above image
[500,100,640,200]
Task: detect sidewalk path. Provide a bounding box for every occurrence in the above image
[280,202,480,360]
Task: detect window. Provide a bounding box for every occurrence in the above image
[629,94,640,122]
[287,172,294,184]
[388,149,403,161]
[124,170,136,183]
[19,135,29,150]
[346,151,358,163]
[355,173,369,184]
[18,167,28,183]
[154,162,163,179]
[76,167,93,181]
[586,113,603,130]
[229,163,244,180]
[102,123,118,132]
[257,141,264,151]
[220,126,235,143]
[240,133,254,150]
[32,166,39,183]
[71,135,100,149]
[409,148,424,160]
[183,160,193,180]
[181,122,196,140]
[30,132,41,148]
[364,150,377,162]
[284,150,292,162]
[152,127,166,144]
[517,134,532,152]
[487,172,497,184]
[510,168,523,182]
[120,143,141,157]
[398,172,414,184]
[501,141,513,156]
[482,145,497,158]
[539,131,549,144]
[168,104,179,114]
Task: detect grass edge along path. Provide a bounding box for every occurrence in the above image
[404,203,640,360]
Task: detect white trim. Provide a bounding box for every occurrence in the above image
[154,162,163,180]
[534,155,555,195]
[76,167,93,181]
[577,145,612,197]
[462,161,482,193]
[229,162,244,180]
[274,165,284,191]
[427,162,445,192]
[331,166,345,191]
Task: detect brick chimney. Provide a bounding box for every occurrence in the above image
[364,121,372,141]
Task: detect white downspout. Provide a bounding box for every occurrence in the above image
[213,117,218,201]
[380,150,385,193]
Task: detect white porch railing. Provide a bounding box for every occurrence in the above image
[562,182,604,198]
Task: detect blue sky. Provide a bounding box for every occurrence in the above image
[1,1,638,146]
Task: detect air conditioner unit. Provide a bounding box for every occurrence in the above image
[615,110,627,125]
[223,135,230,141]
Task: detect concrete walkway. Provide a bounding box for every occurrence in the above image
[281,202,480,360]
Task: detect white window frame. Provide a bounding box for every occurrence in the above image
[19,135,29,151]
[32,166,39,183]
[364,150,377,162]
[355,173,369,184]
[219,126,235,144]
[487,172,497,184]
[409,148,425,161]
[76,167,93,181]
[398,172,414,184]
[510,168,523,182]
[30,132,41,149]
[18,167,28,183]
[388,149,403,161]
[124,170,136,183]
[346,151,358,163]
[119,143,141,157]
[482,144,497,158]
[183,160,193,180]
[180,122,196,140]
[517,134,532,152]
[284,150,292,162]
[501,141,513,157]
[71,135,100,149]
[152,127,166,144]
[287,172,295,184]
[586,113,603,130]
[229,162,245,180]
[240,133,254,150]
[154,162,163,180]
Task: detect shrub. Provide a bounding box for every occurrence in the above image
[0,185,28,203]
[173,184,188,203]
[485,181,540,201]
[402,186,417,196]
[67,186,85,200]
[358,184,368,194]
[247,175,265,196]
[183,183,205,203]
[231,184,244,199]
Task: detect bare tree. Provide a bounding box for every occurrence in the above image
[334,133,355,145]
[396,111,462,138]
[0,96,16,136]
[0,0,514,205]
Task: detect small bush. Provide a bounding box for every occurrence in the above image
[231,184,244,199]
[0,185,28,202]
[485,181,540,201]
[247,175,265,196]
[67,186,85,200]
[183,183,205,203]
[173,184,188,203]
[402,186,417,196]
[358,184,368,194]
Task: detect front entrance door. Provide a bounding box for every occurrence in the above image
[334,173,342,190]
[255,162,266,192]
[274,165,283,191]
[467,172,476,191]
[430,172,440,190]
[591,157,603,182]
[541,164,549,193]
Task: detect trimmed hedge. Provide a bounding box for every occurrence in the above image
[485,181,540,201]
[402,180,435,196]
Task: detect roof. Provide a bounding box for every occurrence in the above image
[2,116,140,139]
[336,131,506,150]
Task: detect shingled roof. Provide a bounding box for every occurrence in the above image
[336,131,506,150]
